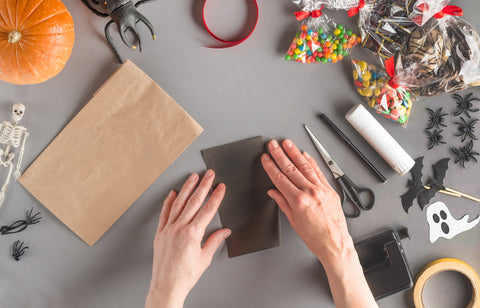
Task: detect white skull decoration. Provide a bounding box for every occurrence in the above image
[12,103,25,123]
[426,202,480,243]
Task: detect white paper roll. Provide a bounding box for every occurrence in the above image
[345,104,414,176]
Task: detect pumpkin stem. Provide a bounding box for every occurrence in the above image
[8,31,22,44]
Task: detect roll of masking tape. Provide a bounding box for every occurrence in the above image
[413,258,480,308]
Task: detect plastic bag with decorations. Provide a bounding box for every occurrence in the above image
[352,59,417,126]
[355,0,418,61]
[284,0,360,64]
[393,7,480,97]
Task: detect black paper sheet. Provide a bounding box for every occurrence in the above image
[202,136,280,257]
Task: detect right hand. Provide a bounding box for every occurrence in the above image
[261,139,354,267]
[262,139,378,308]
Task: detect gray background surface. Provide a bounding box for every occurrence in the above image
[0,0,479,307]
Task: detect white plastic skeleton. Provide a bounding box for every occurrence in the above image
[0,103,29,206]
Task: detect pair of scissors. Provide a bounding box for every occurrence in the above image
[304,125,375,218]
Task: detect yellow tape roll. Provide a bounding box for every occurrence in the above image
[413,258,480,308]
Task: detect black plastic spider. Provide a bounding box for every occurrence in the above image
[452,93,480,118]
[451,140,479,168]
[426,129,446,150]
[426,107,448,129]
[0,208,42,235]
[454,117,478,142]
[11,240,28,261]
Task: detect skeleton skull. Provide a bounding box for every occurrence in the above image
[426,201,480,243]
[12,103,25,123]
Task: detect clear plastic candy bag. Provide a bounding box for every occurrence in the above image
[357,0,418,61]
[408,0,451,26]
[393,9,480,97]
[284,0,360,64]
[352,59,417,126]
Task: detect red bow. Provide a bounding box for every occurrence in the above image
[385,56,400,89]
[348,0,365,17]
[433,5,463,19]
[294,6,324,21]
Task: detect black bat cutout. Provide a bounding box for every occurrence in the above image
[417,158,450,209]
[400,157,425,213]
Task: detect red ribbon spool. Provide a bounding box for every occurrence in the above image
[202,0,259,48]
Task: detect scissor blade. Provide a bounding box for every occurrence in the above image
[304,124,334,164]
[304,124,344,178]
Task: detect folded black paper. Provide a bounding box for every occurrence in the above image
[202,136,280,257]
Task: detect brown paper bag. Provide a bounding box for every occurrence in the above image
[19,60,203,246]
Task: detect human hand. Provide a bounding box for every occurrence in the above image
[262,140,377,308]
[261,139,353,268]
[145,170,231,308]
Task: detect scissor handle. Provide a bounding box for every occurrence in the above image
[336,175,375,217]
[336,176,360,218]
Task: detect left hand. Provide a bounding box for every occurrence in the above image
[145,170,231,308]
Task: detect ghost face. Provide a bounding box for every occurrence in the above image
[426,202,480,243]
[12,103,25,123]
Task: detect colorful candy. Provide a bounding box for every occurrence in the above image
[285,24,359,64]
[352,59,417,126]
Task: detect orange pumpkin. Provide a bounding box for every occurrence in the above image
[0,0,75,85]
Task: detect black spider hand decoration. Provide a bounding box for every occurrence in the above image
[452,93,480,118]
[454,117,478,142]
[0,208,42,235]
[426,107,448,129]
[81,0,156,63]
[426,129,446,150]
[451,141,479,168]
[11,240,28,261]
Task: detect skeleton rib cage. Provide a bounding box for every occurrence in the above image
[0,121,27,148]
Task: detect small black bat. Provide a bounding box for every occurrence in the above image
[417,158,450,209]
[400,157,425,213]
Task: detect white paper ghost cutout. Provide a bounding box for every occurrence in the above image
[426,202,480,243]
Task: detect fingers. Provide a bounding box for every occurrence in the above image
[202,228,231,259]
[157,190,176,233]
[268,140,312,189]
[261,153,300,203]
[303,152,332,189]
[167,173,199,225]
[179,170,215,223]
[267,189,292,218]
[192,183,226,230]
[282,139,322,186]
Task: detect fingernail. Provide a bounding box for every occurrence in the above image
[224,230,232,238]
[205,170,214,178]
[270,140,279,148]
[189,173,198,182]
[262,153,271,161]
[284,139,293,148]
[169,190,175,197]
[304,151,311,159]
[217,183,225,190]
